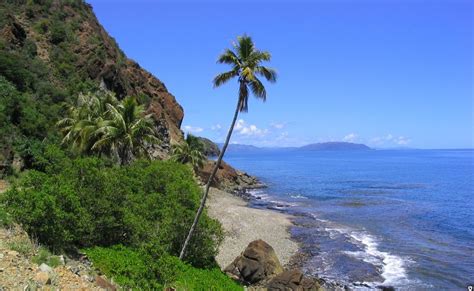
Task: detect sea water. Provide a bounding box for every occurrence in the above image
[224,149,474,290]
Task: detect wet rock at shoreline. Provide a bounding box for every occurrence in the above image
[266,269,321,290]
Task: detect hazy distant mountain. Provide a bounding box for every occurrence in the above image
[299,142,371,151]
[217,143,265,153]
[217,141,371,152]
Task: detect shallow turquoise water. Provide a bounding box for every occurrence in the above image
[224,149,474,290]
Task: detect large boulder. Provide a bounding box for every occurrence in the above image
[225,240,284,285]
[266,269,321,291]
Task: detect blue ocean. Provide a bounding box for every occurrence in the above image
[224,149,474,290]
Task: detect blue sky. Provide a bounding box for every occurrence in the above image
[88,0,472,149]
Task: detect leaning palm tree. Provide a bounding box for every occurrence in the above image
[92,96,159,165]
[179,35,277,259]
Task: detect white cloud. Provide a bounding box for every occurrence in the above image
[183,125,203,134]
[396,136,411,145]
[211,124,222,131]
[369,134,411,147]
[343,133,358,142]
[233,119,268,137]
[270,122,286,129]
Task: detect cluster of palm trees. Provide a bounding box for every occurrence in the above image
[57,90,159,165]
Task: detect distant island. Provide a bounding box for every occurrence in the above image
[216,142,372,153]
[300,142,371,151]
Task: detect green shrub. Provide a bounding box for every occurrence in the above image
[50,21,67,44]
[84,246,242,290]
[157,255,242,290]
[3,155,223,266]
[0,51,33,91]
[34,19,49,34]
[32,247,61,268]
[0,207,13,227]
[84,245,161,289]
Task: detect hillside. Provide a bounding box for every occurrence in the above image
[0,0,184,172]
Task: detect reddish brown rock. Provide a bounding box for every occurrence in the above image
[197,160,262,192]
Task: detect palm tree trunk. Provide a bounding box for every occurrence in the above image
[179,97,241,260]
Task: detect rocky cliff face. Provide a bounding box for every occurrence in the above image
[197,160,264,193]
[70,7,184,149]
[0,0,183,158]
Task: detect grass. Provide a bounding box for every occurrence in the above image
[32,247,61,268]
[7,235,36,257]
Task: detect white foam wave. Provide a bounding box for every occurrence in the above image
[290,193,308,199]
[347,231,409,286]
[248,189,270,200]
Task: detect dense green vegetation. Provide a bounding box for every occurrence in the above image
[0,144,238,288]
[2,145,222,264]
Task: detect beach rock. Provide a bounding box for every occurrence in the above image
[225,239,284,284]
[266,269,321,290]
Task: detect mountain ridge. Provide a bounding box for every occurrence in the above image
[216,141,372,152]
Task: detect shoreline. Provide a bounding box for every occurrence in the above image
[206,187,299,269]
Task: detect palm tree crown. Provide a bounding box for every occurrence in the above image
[57,91,159,165]
[93,96,159,165]
[213,35,277,112]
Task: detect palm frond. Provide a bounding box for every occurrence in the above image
[213,70,239,88]
[256,66,277,83]
[249,77,266,100]
[236,35,254,59]
[217,49,240,66]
